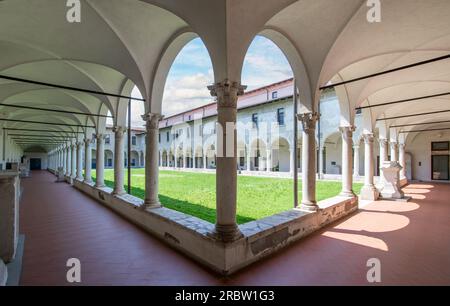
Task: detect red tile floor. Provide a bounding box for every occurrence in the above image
[19,171,450,285]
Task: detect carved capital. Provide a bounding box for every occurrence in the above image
[95,133,106,141]
[363,133,374,144]
[379,138,388,148]
[339,125,355,141]
[297,112,320,132]
[112,126,126,134]
[142,113,164,130]
[390,141,398,150]
[208,80,247,108]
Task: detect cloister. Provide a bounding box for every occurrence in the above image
[1,0,450,286]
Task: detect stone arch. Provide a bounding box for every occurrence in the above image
[271,137,291,172]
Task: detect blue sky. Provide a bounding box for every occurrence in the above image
[129,35,292,126]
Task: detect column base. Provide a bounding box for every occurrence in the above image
[360,184,379,201]
[209,224,243,243]
[95,183,105,188]
[141,199,162,210]
[299,201,319,212]
[84,179,93,185]
[340,190,356,198]
[112,189,126,196]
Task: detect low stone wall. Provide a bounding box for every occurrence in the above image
[71,177,358,275]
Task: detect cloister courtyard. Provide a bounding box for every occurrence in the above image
[1,0,450,290]
[95,169,363,224]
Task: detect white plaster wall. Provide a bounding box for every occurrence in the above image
[407,131,450,182]
[23,152,48,170]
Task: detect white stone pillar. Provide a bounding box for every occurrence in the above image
[112,126,126,195]
[175,151,179,168]
[298,112,319,211]
[183,153,187,169]
[340,126,356,197]
[318,145,325,178]
[289,147,295,175]
[193,151,197,169]
[95,134,105,187]
[71,144,76,179]
[399,143,406,179]
[203,152,207,169]
[65,146,70,176]
[208,80,245,242]
[142,113,163,209]
[76,142,83,180]
[266,149,271,172]
[360,133,379,200]
[379,138,389,175]
[84,139,93,183]
[390,142,399,162]
[353,144,360,177]
[246,148,251,171]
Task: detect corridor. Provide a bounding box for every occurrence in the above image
[20,171,450,285]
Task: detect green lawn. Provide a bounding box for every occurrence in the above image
[93,169,362,225]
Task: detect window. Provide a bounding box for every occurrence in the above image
[432,141,449,151]
[252,113,258,128]
[159,133,161,143]
[272,91,278,99]
[166,131,169,142]
[199,124,203,136]
[277,108,285,126]
[105,135,110,144]
[132,136,137,146]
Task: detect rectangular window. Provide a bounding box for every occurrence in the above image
[277,108,285,126]
[159,133,161,143]
[132,136,137,146]
[272,91,278,99]
[105,135,110,144]
[432,141,449,151]
[166,131,169,142]
[252,113,258,128]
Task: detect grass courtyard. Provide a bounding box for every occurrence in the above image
[93,169,363,225]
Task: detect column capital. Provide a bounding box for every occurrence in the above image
[339,125,356,140]
[95,133,106,141]
[390,141,398,149]
[297,112,320,132]
[363,133,374,144]
[208,80,247,108]
[84,138,93,145]
[379,138,388,147]
[112,126,126,134]
[399,143,405,149]
[142,113,164,130]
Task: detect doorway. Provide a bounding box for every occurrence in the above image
[30,158,42,170]
[431,155,449,180]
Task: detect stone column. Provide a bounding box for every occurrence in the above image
[84,139,93,183]
[193,151,197,169]
[399,143,406,179]
[95,134,105,187]
[112,126,126,195]
[175,151,179,168]
[71,144,76,179]
[142,113,163,209]
[340,126,356,197]
[183,154,187,169]
[246,148,251,171]
[360,133,379,200]
[266,149,271,172]
[65,146,70,176]
[379,138,389,173]
[76,142,83,180]
[390,141,399,162]
[353,144,360,177]
[208,80,245,242]
[62,148,66,174]
[318,146,325,179]
[203,152,207,169]
[289,147,295,175]
[298,112,320,211]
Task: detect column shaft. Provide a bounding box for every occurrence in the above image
[142,113,163,209]
[208,80,245,242]
[340,126,355,197]
[95,134,105,187]
[298,112,319,211]
[71,144,76,178]
[360,133,379,200]
[399,143,406,179]
[353,145,360,176]
[84,139,92,183]
[113,127,126,195]
[76,142,83,180]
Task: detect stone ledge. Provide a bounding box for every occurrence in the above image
[70,177,358,275]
